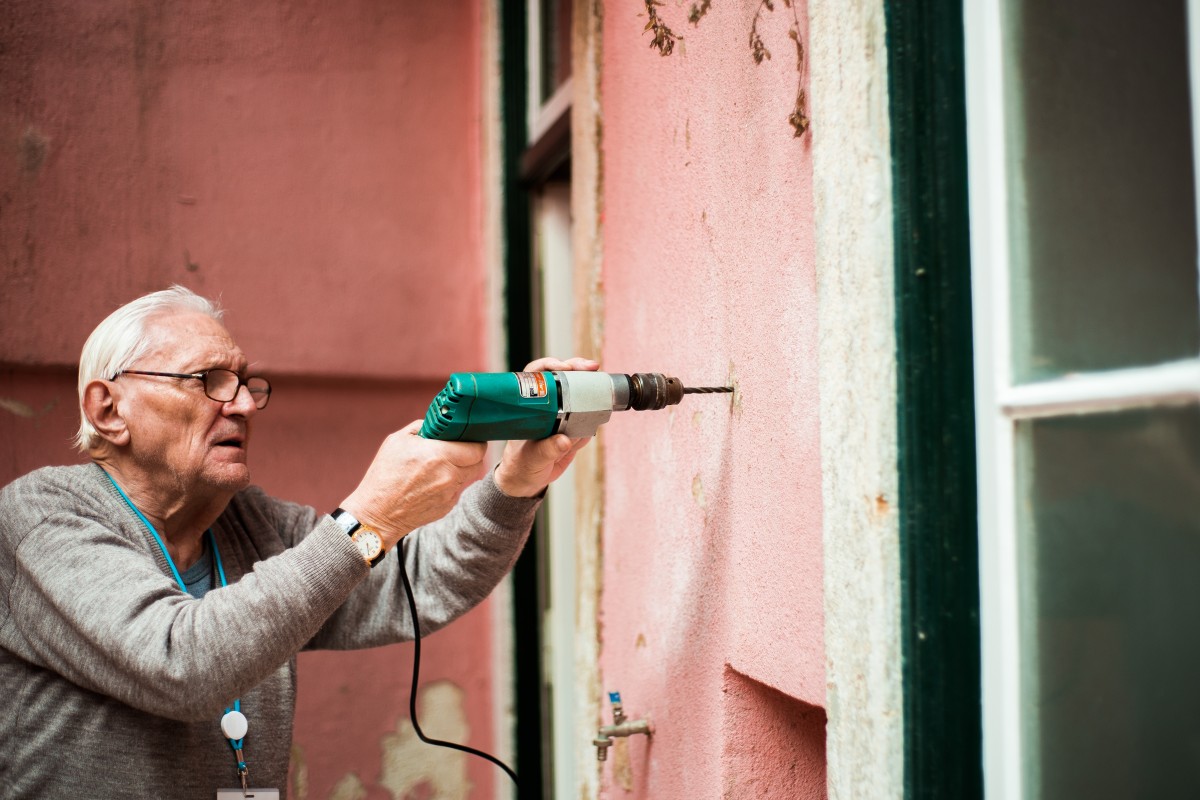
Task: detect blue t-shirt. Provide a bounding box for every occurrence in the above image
[179,538,215,599]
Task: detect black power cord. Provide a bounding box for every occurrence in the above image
[397,543,520,788]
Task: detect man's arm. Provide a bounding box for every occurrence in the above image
[305,471,541,650]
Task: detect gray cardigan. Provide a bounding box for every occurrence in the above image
[0,463,539,798]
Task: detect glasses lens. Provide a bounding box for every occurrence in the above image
[204,369,241,402]
[247,377,272,409]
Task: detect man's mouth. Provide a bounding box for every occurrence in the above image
[214,434,246,449]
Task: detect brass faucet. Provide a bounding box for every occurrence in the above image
[593,691,653,761]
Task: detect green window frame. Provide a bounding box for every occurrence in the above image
[885,0,983,797]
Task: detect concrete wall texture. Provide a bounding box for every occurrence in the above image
[0,2,502,798]
[809,1,905,797]
[595,1,826,797]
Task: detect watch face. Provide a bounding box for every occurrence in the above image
[355,529,383,560]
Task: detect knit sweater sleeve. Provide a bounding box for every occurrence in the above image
[0,464,538,722]
[303,471,541,651]
[0,466,368,721]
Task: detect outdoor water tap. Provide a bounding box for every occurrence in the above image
[593,691,653,761]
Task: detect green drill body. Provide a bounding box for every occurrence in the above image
[419,371,730,442]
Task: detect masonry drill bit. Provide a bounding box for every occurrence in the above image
[682,385,734,395]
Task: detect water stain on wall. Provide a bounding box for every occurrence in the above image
[0,397,56,418]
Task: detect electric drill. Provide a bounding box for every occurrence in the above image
[419,371,733,442]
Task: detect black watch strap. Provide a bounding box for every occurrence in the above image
[330,507,361,535]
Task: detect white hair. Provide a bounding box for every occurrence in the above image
[74,285,224,452]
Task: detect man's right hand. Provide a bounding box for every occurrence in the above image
[338,420,487,550]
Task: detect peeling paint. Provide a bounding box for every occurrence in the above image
[378,681,471,800]
[20,127,48,173]
[289,743,309,800]
[329,773,367,800]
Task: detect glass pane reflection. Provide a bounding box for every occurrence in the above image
[1017,406,1200,798]
[540,0,572,103]
[1003,0,1200,381]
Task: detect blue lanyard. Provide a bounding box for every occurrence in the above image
[104,471,248,782]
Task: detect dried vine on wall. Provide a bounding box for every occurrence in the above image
[642,0,809,138]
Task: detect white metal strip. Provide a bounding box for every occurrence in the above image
[525,1,541,137]
[999,359,1200,419]
[964,0,1022,795]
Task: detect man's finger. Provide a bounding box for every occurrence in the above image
[442,440,488,467]
[398,419,486,466]
[522,357,599,373]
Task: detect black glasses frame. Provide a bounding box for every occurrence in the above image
[112,369,272,408]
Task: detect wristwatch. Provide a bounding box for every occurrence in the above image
[330,508,386,567]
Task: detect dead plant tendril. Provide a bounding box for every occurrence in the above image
[641,0,809,138]
[644,0,680,56]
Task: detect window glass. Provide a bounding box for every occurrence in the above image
[1004,0,1200,381]
[1016,406,1200,797]
[540,0,572,103]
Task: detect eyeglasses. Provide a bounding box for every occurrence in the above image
[113,368,272,409]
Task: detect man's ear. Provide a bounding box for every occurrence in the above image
[82,380,131,447]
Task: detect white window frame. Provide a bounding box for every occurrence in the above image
[531,181,579,800]
[964,0,1200,797]
[526,5,578,797]
[526,0,573,144]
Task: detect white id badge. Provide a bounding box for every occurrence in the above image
[217,791,279,799]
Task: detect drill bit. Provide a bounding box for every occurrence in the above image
[682,386,734,395]
[625,374,731,411]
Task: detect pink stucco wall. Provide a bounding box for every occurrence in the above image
[598,1,825,796]
[1,3,500,798]
[1,1,485,376]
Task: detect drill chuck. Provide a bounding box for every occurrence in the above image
[625,373,684,411]
[420,371,730,442]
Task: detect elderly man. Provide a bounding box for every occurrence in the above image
[0,286,593,798]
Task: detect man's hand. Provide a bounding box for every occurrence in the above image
[340,420,487,549]
[493,357,599,498]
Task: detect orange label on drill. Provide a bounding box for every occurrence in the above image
[516,372,548,398]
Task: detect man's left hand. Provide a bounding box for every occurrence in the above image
[493,357,599,498]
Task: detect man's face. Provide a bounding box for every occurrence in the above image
[118,311,259,498]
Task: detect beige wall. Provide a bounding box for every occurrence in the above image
[811,0,904,797]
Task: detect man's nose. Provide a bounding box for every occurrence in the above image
[223,383,259,416]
